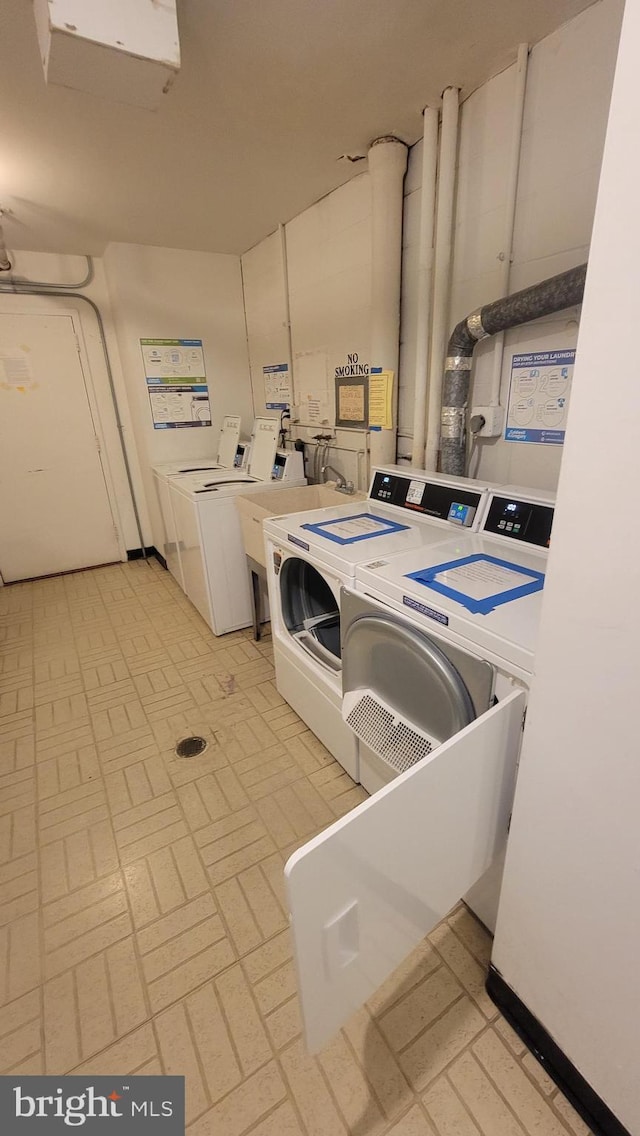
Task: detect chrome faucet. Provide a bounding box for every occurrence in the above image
[321,463,355,494]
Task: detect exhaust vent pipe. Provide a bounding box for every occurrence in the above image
[440,263,588,475]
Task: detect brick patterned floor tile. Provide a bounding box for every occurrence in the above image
[0,562,589,1136]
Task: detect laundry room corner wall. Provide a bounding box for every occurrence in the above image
[0,249,149,553]
[242,173,372,490]
[491,1,640,1127]
[103,242,253,552]
[399,0,624,487]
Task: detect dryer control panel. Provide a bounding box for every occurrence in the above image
[370,470,482,526]
[482,494,554,547]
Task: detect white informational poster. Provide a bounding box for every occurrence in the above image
[0,348,34,388]
[141,338,210,429]
[315,515,391,541]
[263,362,291,410]
[437,559,533,600]
[505,349,575,444]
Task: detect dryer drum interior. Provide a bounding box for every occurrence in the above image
[279,558,341,667]
[341,589,495,779]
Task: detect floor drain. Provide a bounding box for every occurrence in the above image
[175,735,207,758]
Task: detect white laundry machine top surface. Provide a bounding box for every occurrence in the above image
[152,415,245,478]
[264,465,502,576]
[152,457,224,477]
[355,487,555,675]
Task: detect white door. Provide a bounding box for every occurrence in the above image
[285,689,525,1052]
[0,312,121,581]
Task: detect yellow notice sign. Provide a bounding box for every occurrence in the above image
[369,370,394,429]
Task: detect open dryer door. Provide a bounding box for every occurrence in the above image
[284,688,525,1053]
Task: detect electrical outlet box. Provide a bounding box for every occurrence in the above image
[470,405,504,438]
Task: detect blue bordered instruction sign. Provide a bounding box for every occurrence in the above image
[264,362,291,410]
[301,513,410,545]
[505,349,575,444]
[141,338,210,429]
[406,554,545,615]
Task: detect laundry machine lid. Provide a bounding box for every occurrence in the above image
[216,414,242,468]
[247,416,280,481]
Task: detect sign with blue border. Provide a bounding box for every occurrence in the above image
[141,338,210,429]
[406,554,545,615]
[301,513,410,545]
[264,362,291,410]
[505,349,575,445]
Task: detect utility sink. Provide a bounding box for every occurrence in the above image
[236,482,365,568]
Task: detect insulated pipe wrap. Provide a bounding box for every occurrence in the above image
[440,263,587,475]
[480,264,587,337]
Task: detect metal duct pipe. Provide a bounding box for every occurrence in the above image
[368,135,408,469]
[440,262,587,475]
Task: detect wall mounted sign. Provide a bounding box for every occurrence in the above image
[141,337,210,429]
[335,375,368,428]
[334,353,369,427]
[263,362,291,410]
[334,352,369,378]
[505,349,575,444]
[369,368,394,429]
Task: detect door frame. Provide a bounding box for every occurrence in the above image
[0,303,127,567]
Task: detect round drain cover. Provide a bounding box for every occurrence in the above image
[175,735,207,759]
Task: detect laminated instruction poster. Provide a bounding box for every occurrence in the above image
[263,362,291,410]
[141,338,210,429]
[505,349,575,444]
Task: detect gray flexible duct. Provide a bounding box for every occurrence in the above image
[440,262,587,475]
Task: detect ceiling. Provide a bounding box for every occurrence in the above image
[0,0,595,257]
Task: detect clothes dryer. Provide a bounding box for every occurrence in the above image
[284,486,555,1053]
[264,467,501,780]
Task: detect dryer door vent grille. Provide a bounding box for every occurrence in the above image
[344,690,438,775]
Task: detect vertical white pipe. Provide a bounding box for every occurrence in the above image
[489,44,529,407]
[368,136,409,470]
[411,107,439,467]
[279,222,295,418]
[424,87,459,470]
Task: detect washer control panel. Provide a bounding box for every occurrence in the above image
[370,470,482,525]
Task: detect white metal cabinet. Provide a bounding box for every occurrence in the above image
[285,689,525,1052]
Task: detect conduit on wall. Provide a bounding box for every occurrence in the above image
[440,263,587,475]
[487,43,529,412]
[368,136,408,469]
[424,87,459,471]
[411,107,439,467]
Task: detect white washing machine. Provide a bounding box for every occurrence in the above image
[264,466,502,781]
[284,485,555,1053]
[152,415,249,584]
[169,418,306,634]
